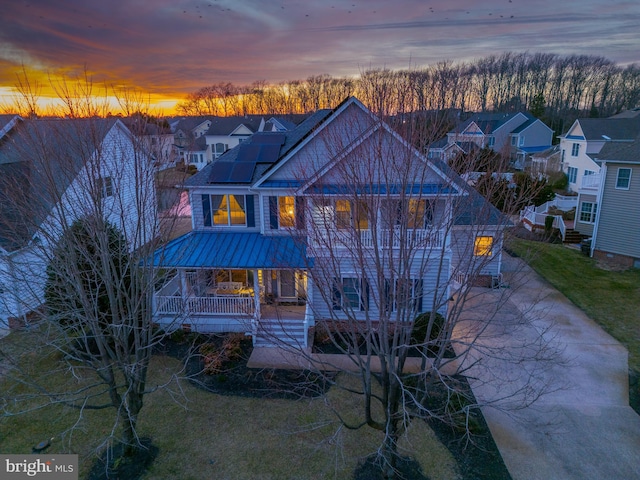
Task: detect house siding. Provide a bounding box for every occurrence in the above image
[575,192,598,237]
[595,164,640,259]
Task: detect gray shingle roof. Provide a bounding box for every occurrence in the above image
[597,134,640,163]
[576,117,640,141]
[0,118,117,251]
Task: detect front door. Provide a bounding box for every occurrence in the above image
[278,270,297,300]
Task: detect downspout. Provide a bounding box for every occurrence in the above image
[590,162,606,258]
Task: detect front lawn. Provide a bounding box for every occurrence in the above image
[508,239,640,412]
[0,329,509,479]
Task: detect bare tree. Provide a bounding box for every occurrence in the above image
[0,78,184,466]
[259,98,559,479]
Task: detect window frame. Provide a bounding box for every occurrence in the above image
[332,277,369,312]
[571,143,580,156]
[473,236,494,256]
[98,176,114,200]
[579,201,597,224]
[615,168,632,190]
[567,166,578,184]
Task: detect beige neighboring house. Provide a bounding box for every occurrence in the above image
[582,134,640,268]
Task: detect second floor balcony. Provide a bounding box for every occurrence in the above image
[309,226,444,251]
[580,173,601,190]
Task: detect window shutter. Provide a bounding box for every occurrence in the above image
[332,278,342,310]
[413,279,424,313]
[295,197,306,229]
[269,196,279,229]
[246,195,255,227]
[360,278,370,311]
[202,195,212,227]
[383,278,392,314]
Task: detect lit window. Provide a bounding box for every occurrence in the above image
[616,168,631,190]
[279,196,295,228]
[474,236,493,256]
[336,200,351,230]
[212,194,246,226]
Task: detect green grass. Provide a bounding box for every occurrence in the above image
[509,239,640,409]
[0,331,459,479]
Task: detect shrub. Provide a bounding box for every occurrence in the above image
[199,333,246,375]
[411,312,446,346]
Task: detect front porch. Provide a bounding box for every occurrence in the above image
[153,269,312,347]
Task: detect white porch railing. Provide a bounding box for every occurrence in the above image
[155,295,255,316]
[581,173,601,190]
[313,228,444,250]
[520,206,566,240]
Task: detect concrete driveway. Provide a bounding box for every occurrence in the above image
[455,254,640,480]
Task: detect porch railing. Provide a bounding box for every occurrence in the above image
[581,173,601,190]
[155,295,255,316]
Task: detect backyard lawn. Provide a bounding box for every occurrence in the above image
[508,238,640,411]
[0,328,499,480]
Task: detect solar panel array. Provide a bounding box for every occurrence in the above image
[208,133,286,184]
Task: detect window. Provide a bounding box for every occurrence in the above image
[571,143,580,156]
[561,149,566,162]
[98,176,114,199]
[278,196,295,228]
[215,143,227,157]
[407,199,433,229]
[511,136,517,146]
[474,236,493,256]
[579,202,597,223]
[202,194,255,227]
[567,166,578,184]
[384,278,423,314]
[584,170,595,176]
[519,136,525,146]
[488,136,495,147]
[616,168,631,190]
[332,277,369,311]
[335,199,368,230]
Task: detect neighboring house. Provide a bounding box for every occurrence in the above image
[0,117,156,326]
[123,118,176,170]
[171,116,214,165]
[582,135,640,268]
[527,145,562,175]
[428,112,552,167]
[559,117,640,194]
[150,97,506,348]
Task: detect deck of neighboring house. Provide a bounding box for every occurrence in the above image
[520,195,581,243]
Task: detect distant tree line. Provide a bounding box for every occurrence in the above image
[178,52,640,135]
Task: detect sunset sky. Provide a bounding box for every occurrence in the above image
[1,0,639,113]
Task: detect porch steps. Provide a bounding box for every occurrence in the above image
[254,318,307,348]
[563,228,584,244]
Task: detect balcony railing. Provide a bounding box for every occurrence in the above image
[581,173,601,190]
[311,227,444,250]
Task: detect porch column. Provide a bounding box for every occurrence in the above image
[252,269,260,336]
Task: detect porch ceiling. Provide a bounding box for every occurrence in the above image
[150,231,311,269]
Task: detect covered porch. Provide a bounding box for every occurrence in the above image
[150,231,314,347]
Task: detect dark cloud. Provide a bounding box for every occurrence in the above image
[0,0,638,107]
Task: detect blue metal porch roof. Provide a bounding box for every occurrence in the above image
[151,232,311,269]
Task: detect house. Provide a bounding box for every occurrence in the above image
[559,117,640,194]
[150,97,506,348]
[0,117,156,326]
[123,117,176,170]
[429,112,552,167]
[582,135,640,268]
[173,115,303,171]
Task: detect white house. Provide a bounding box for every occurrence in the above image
[0,117,157,326]
[150,97,507,348]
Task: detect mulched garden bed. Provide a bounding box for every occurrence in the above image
[153,332,511,480]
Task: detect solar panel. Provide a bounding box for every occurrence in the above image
[251,132,285,145]
[255,144,281,164]
[228,162,256,183]
[208,162,234,183]
[236,144,261,162]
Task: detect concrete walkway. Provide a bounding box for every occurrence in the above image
[456,254,640,480]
